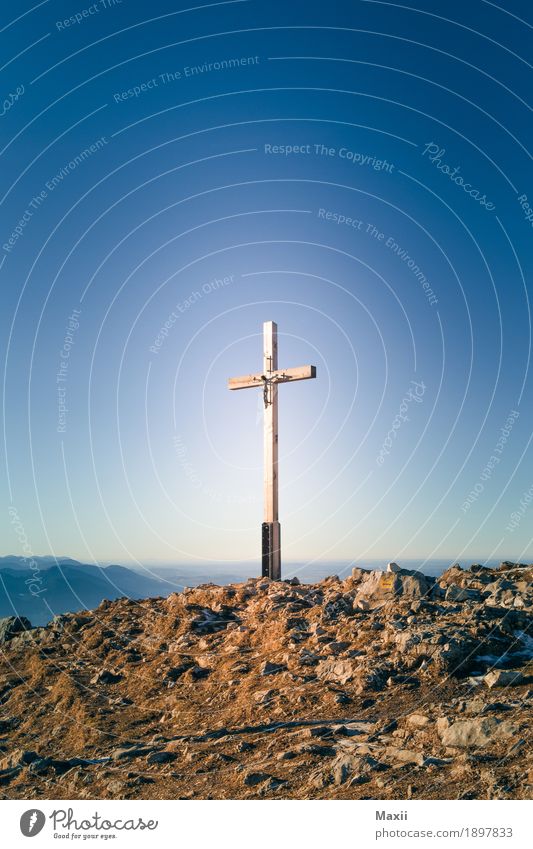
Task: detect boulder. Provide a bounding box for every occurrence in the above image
[146,750,177,764]
[384,747,426,766]
[406,713,431,728]
[0,749,39,770]
[90,669,122,685]
[438,717,518,748]
[243,771,276,787]
[0,616,32,643]
[260,661,286,676]
[445,585,482,602]
[316,659,355,685]
[483,669,524,689]
[353,569,434,608]
[111,746,153,761]
[331,754,359,786]
[187,666,211,681]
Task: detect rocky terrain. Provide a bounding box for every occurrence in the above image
[0,561,531,800]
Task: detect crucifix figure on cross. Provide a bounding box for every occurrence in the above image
[228,321,317,580]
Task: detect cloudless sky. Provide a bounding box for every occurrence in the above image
[1,0,532,570]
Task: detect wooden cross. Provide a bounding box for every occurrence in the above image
[228,321,316,580]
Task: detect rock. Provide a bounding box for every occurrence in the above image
[438,718,518,748]
[187,666,210,681]
[243,771,275,787]
[166,661,195,680]
[406,713,431,728]
[331,754,358,785]
[254,689,276,704]
[0,766,22,785]
[260,661,286,676]
[301,744,337,757]
[146,750,177,764]
[90,669,122,685]
[384,747,425,766]
[276,750,297,761]
[387,562,401,572]
[111,746,153,761]
[480,701,513,713]
[26,757,97,776]
[106,780,125,794]
[0,616,32,643]
[329,752,382,786]
[304,726,334,738]
[27,758,54,775]
[322,595,354,621]
[353,568,435,608]
[0,717,18,733]
[445,585,482,602]
[483,669,524,689]
[326,641,351,655]
[316,659,354,685]
[298,649,319,667]
[0,749,39,770]
[439,564,464,583]
[498,561,527,572]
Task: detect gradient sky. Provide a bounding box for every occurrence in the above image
[1,0,532,569]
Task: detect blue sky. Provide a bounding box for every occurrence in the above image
[1,0,532,569]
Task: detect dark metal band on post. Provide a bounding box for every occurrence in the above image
[262,521,281,580]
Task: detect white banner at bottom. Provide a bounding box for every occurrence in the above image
[1,799,531,848]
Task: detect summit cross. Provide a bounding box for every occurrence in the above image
[228,321,316,580]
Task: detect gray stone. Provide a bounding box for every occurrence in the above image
[90,669,122,685]
[106,780,125,795]
[276,750,297,761]
[331,754,357,785]
[0,749,39,770]
[384,747,425,766]
[243,771,275,787]
[301,744,337,757]
[406,713,431,728]
[316,659,355,685]
[353,568,435,608]
[445,585,482,602]
[0,766,22,785]
[483,669,524,689]
[0,616,32,643]
[111,746,153,761]
[188,665,210,681]
[438,717,518,748]
[146,750,177,764]
[260,661,286,676]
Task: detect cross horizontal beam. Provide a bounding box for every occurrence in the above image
[228,365,316,391]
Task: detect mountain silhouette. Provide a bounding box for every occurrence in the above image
[0,558,171,625]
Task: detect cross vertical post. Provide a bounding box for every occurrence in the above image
[262,321,280,580]
[228,321,316,581]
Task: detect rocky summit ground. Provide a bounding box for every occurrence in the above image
[0,562,532,801]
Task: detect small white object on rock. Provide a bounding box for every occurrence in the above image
[387,562,401,573]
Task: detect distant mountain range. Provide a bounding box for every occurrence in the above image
[1,555,503,627]
[0,557,174,625]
